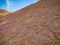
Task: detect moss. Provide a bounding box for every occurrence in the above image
[55,33,60,45]
[55,33,60,40]
[46,33,60,45]
[28,37,35,45]
[46,39,57,45]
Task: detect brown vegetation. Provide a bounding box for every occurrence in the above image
[0,0,60,45]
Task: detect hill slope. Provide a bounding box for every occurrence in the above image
[0,9,9,25]
[0,9,9,16]
[0,0,60,45]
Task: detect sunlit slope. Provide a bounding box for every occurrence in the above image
[0,9,9,16]
[0,9,10,25]
[0,0,60,45]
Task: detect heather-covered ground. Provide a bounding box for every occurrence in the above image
[0,0,60,45]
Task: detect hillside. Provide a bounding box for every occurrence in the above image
[0,9,10,25]
[0,0,60,45]
[0,9,9,16]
